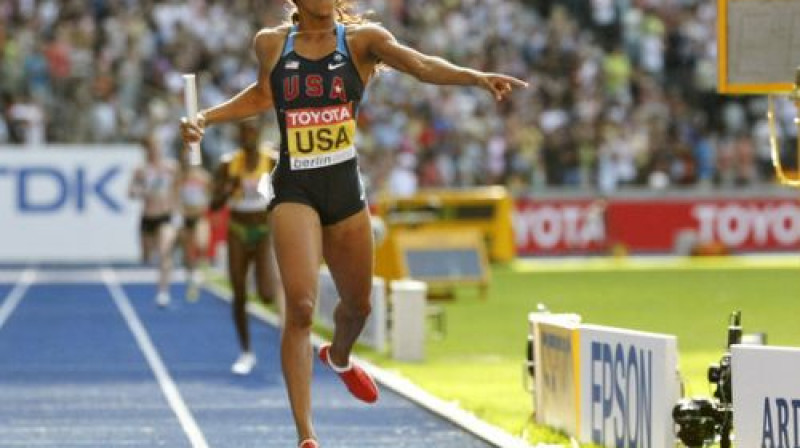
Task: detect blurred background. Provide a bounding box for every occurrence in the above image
[4,0,800,261]
[3,0,799,192]
[2,2,799,447]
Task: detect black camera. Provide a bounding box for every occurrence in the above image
[672,397,725,447]
[672,311,741,448]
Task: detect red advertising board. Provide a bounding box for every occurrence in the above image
[514,196,800,255]
[514,198,609,254]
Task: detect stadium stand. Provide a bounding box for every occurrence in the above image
[0,0,795,194]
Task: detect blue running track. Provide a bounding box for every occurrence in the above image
[0,268,498,448]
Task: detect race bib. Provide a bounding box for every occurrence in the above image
[286,103,356,170]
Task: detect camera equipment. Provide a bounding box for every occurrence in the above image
[672,311,741,448]
[523,303,548,394]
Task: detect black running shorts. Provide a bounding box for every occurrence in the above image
[267,159,366,226]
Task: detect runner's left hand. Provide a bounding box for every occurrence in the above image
[477,73,529,101]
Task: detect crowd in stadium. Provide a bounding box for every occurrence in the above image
[1,0,796,195]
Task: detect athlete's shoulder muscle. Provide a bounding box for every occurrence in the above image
[348,23,392,53]
[353,24,428,77]
[254,25,291,63]
[347,23,391,78]
[254,25,290,46]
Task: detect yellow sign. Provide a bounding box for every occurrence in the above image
[535,321,581,436]
[374,186,515,283]
[392,228,489,287]
[717,0,800,94]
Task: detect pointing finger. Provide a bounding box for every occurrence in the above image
[505,76,529,88]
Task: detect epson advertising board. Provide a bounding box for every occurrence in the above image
[0,146,142,262]
[732,345,800,448]
[579,325,680,448]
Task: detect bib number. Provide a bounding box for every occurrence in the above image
[286,103,356,170]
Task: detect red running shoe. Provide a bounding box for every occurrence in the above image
[298,439,319,448]
[318,343,379,403]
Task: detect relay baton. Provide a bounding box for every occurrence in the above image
[183,73,202,166]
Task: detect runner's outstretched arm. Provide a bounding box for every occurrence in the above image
[361,25,528,101]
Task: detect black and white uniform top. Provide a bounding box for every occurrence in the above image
[267,22,367,225]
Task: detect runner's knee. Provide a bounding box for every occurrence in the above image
[339,296,372,319]
[284,296,315,328]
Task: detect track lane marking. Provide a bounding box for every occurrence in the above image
[0,268,36,331]
[102,268,209,448]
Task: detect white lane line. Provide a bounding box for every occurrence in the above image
[0,268,36,331]
[102,268,209,448]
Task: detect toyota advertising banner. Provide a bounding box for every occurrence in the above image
[514,196,800,255]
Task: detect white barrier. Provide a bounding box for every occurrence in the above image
[316,267,386,352]
[529,314,680,448]
[390,279,427,362]
[0,146,142,262]
[579,325,680,448]
[732,345,800,448]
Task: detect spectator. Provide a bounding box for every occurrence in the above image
[0,0,778,193]
[7,91,45,146]
[386,151,419,197]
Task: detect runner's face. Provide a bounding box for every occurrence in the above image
[294,0,336,20]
